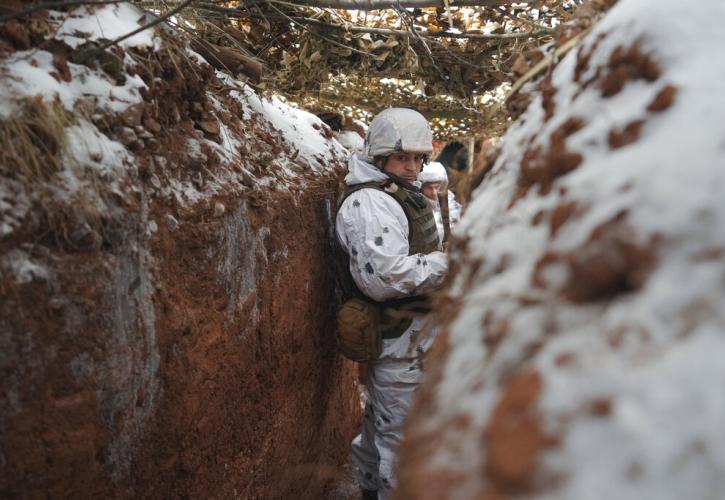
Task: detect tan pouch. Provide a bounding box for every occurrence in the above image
[336,298,381,362]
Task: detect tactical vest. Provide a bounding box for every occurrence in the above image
[342,180,441,255]
[337,179,441,339]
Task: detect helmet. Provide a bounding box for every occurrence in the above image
[418,161,448,185]
[364,108,433,159]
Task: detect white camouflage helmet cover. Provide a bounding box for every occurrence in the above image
[364,108,433,159]
[418,161,448,185]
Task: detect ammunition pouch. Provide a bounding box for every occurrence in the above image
[336,298,382,362]
[336,296,432,362]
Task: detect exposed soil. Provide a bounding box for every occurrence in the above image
[513,116,586,205]
[0,180,362,499]
[483,370,557,497]
[608,119,646,149]
[647,84,678,112]
[0,11,361,498]
[130,185,361,500]
[600,42,661,98]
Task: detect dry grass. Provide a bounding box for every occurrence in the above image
[0,97,109,249]
[0,96,73,182]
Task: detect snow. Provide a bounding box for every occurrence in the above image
[51,4,156,49]
[0,49,147,118]
[0,2,346,235]
[0,178,31,238]
[230,80,347,175]
[336,129,365,153]
[1,249,49,284]
[65,119,135,178]
[415,0,725,498]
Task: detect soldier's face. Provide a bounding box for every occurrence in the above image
[421,182,442,201]
[384,152,425,183]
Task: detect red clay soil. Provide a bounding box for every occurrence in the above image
[647,84,677,112]
[0,181,361,499]
[482,371,557,498]
[513,116,586,205]
[532,212,658,303]
[131,185,361,499]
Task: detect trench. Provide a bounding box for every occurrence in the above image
[0,171,363,498]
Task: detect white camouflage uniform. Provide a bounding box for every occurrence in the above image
[336,151,447,499]
[418,161,463,242]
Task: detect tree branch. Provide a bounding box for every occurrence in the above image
[263,0,376,57]
[493,6,551,32]
[194,3,549,41]
[295,15,549,40]
[95,0,194,52]
[166,0,516,11]
[256,0,514,10]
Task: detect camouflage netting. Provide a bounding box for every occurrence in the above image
[124,0,617,140]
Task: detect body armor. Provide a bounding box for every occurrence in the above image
[338,179,441,341]
[343,180,441,254]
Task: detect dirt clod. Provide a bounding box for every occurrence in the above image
[484,371,557,494]
[647,84,678,112]
[600,43,661,98]
[608,119,645,149]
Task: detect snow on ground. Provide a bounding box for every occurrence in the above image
[50,4,157,49]
[406,0,725,498]
[230,79,348,175]
[335,129,364,153]
[0,47,147,117]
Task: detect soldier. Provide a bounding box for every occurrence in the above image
[418,161,463,244]
[335,108,448,500]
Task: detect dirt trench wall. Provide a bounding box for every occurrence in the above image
[0,179,360,498]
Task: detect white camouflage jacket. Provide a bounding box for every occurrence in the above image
[335,154,448,302]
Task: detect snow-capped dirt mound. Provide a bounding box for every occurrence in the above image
[0,4,358,498]
[397,1,725,499]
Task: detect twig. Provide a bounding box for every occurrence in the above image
[244,0,514,10]
[397,7,447,86]
[505,28,588,102]
[264,0,375,58]
[193,3,550,41]
[493,6,552,32]
[93,0,194,52]
[297,15,550,40]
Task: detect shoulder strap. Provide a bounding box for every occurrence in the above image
[338,180,414,240]
[338,181,386,208]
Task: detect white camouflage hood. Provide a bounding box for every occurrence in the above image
[344,153,388,186]
[344,154,422,187]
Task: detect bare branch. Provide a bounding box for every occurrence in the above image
[250,0,515,10]
[396,6,451,96]
[194,3,550,41]
[263,0,375,57]
[493,6,551,32]
[296,15,550,40]
[95,0,194,52]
